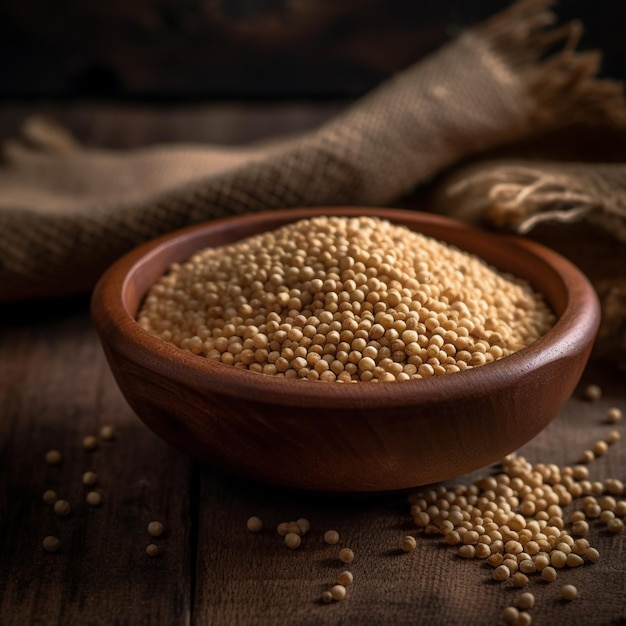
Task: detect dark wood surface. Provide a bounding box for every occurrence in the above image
[1,103,625,625]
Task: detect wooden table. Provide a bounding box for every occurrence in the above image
[1,104,625,625]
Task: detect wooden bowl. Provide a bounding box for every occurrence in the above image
[91,207,600,493]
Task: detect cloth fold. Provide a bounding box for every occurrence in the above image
[435,159,626,239]
[434,158,626,367]
[2,0,625,304]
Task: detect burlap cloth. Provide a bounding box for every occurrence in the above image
[2,0,625,365]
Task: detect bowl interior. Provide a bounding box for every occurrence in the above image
[112,207,585,407]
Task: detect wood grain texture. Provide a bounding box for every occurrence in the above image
[0,298,193,626]
[195,360,626,626]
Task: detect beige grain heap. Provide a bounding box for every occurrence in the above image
[137,216,555,382]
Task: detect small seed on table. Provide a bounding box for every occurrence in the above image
[583,384,602,401]
[402,536,417,552]
[42,536,61,552]
[82,435,98,450]
[339,548,354,564]
[99,425,115,440]
[500,606,519,624]
[246,516,263,533]
[82,471,98,486]
[148,521,165,537]
[296,518,310,535]
[330,584,347,601]
[45,450,62,465]
[561,584,578,601]
[517,592,535,610]
[86,491,102,506]
[321,591,333,604]
[607,518,624,534]
[607,407,622,423]
[53,499,71,516]
[337,571,353,586]
[592,440,608,456]
[285,533,301,549]
[579,450,595,464]
[42,489,58,504]
[146,543,160,557]
[324,530,340,545]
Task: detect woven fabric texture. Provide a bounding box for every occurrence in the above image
[2,0,624,304]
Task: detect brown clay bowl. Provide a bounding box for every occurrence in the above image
[91,207,600,493]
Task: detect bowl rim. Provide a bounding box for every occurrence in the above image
[91,206,600,410]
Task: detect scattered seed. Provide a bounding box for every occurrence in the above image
[44,450,62,465]
[401,536,417,552]
[607,518,624,534]
[82,471,98,486]
[82,435,98,451]
[606,407,622,423]
[286,521,302,535]
[42,536,61,552]
[53,499,71,516]
[324,530,340,545]
[99,425,115,440]
[571,520,589,536]
[550,550,567,568]
[591,440,608,456]
[277,522,290,537]
[296,518,311,535]
[146,543,160,557]
[86,491,102,506]
[579,450,595,464]
[246,516,263,533]
[565,553,584,568]
[600,510,615,524]
[501,606,519,624]
[517,592,535,610]
[561,584,578,601]
[493,565,511,581]
[606,430,621,445]
[330,585,347,601]
[321,591,333,604]
[285,532,301,549]
[148,521,165,537]
[583,384,602,401]
[458,544,475,559]
[339,548,354,564]
[42,489,58,505]
[337,571,353,586]
[541,566,557,582]
[600,495,617,511]
[605,478,624,495]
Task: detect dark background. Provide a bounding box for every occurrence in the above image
[0,0,623,101]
